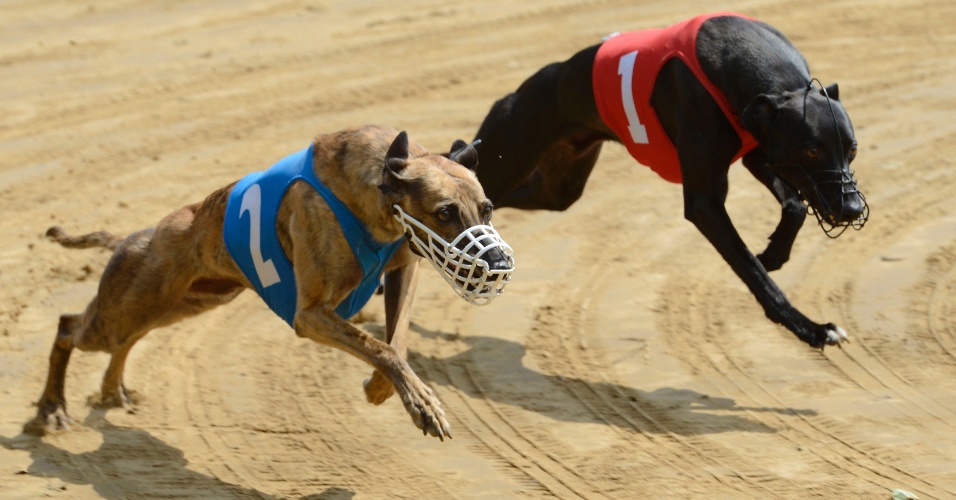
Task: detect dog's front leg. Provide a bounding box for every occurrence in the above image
[682,179,847,349]
[364,261,420,405]
[294,303,450,440]
[742,151,806,271]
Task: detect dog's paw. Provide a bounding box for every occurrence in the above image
[363,371,396,405]
[810,323,849,350]
[89,385,138,411]
[24,406,73,436]
[756,250,786,272]
[398,378,451,441]
[825,324,849,346]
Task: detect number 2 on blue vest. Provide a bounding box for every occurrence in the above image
[238,183,282,288]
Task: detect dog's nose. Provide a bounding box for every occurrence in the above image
[488,257,512,271]
[839,193,866,222]
[483,248,513,271]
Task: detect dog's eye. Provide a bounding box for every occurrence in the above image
[481,205,493,222]
[848,146,858,161]
[436,207,453,222]
[805,147,820,159]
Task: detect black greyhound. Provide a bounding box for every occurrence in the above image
[471,13,868,349]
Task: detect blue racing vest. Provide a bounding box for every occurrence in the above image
[223,144,402,327]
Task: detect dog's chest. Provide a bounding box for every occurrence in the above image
[223,146,400,326]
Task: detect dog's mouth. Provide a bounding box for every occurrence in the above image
[392,205,515,305]
[789,166,869,238]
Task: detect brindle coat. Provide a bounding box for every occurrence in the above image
[29,125,497,441]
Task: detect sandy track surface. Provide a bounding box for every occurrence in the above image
[2,0,955,498]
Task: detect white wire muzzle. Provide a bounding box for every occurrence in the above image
[392,205,514,305]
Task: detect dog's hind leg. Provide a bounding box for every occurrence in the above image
[95,334,142,410]
[28,298,167,434]
[92,282,243,413]
[364,260,420,405]
[494,133,606,211]
[474,44,614,210]
[29,207,232,433]
[25,314,81,434]
[27,293,148,433]
[742,150,806,272]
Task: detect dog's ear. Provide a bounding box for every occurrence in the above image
[380,131,411,201]
[822,82,840,101]
[445,139,468,157]
[448,138,479,172]
[741,94,784,140]
[385,130,410,174]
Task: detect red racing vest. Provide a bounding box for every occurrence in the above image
[592,12,760,183]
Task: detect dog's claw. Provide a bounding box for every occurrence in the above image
[824,324,849,347]
[44,413,72,433]
[420,406,445,442]
[397,374,450,441]
[24,404,73,436]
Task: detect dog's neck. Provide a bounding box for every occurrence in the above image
[313,158,405,245]
[695,16,811,115]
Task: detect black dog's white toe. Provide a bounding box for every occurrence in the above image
[825,325,849,346]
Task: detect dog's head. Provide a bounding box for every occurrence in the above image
[379,131,514,304]
[742,83,868,237]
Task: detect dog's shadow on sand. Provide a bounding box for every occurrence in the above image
[397,323,815,436]
[1,410,354,500]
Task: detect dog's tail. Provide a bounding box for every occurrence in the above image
[46,226,123,251]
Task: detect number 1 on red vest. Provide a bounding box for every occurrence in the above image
[617,51,649,144]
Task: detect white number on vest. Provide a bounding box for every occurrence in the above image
[239,183,282,288]
[617,50,649,144]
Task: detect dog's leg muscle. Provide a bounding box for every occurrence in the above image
[364,261,420,405]
[742,150,806,271]
[294,304,450,440]
[474,45,613,210]
[494,135,605,211]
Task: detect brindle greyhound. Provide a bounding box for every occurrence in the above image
[29,125,513,440]
[471,13,867,348]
